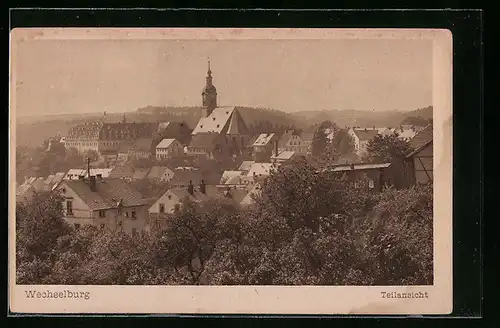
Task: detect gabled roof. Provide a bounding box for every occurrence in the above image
[156,138,179,149]
[132,168,151,180]
[225,108,249,135]
[60,178,146,210]
[44,175,55,186]
[271,150,296,161]
[407,124,433,157]
[188,132,221,151]
[350,128,379,141]
[253,133,276,147]
[247,162,280,178]
[238,160,255,171]
[147,166,173,180]
[31,177,47,191]
[108,164,135,179]
[240,183,262,206]
[191,107,249,135]
[51,172,66,185]
[221,170,245,184]
[129,138,154,152]
[328,163,392,172]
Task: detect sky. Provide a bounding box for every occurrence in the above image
[13,37,432,117]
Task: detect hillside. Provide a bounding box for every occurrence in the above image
[291,106,433,128]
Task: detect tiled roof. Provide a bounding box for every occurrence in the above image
[253,133,276,147]
[271,150,296,161]
[44,175,55,186]
[31,177,47,191]
[147,166,173,180]
[188,133,220,151]
[240,183,262,206]
[247,162,280,178]
[170,168,204,186]
[238,160,255,171]
[221,170,245,184]
[61,178,146,210]
[132,168,151,180]
[108,164,135,179]
[351,128,379,141]
[407,124,433,157]
[156,138,177,149]
[129,138,154,152]
[191,107,249,135]
[330,163,391,172]
[192,107,236,134]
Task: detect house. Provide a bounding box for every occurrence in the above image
[170,167,204,186]
[300,131,315,155]
[392,124,433,188]
[56,176,150,236]
[131,167,151,180]
[50,172,67,190]
[246,162,280,182]
[270,150,296,164]
[240,182,263,207]
[220,170,246,184]
[148,181,246,229]
[148,181,219,229]
[156,121,192,146]
[390,126,418,141]
[238,160,255,173]
[348,128,380,157]
[186,132,226,159]
[128,138,155,160]
[108,163,135,180]
[322,163,392,192]
[155,138,184,160]
[64,168,113,180]
[146,166,175,182]
[252,133,278,161]
[278,130,309,155]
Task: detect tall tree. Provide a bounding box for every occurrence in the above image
[363,133,413,163]
[311,120,335,157]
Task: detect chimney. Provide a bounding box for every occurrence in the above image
[187,180,194,195]
[200,180,206,194]
[89,176,97,191]
[350,163,355,170]
[274,140,279,157]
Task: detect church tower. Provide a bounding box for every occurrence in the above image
[201,60,217,117]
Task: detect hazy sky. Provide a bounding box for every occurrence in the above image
[13,38,432,116]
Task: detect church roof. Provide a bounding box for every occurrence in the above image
[191,107,249,135]
[156,138,178,149]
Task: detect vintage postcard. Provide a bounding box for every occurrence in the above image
[9,28,452,315]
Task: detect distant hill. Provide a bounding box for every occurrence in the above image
[290,106,433,128]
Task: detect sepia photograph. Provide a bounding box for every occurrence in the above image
[9,28,452,315]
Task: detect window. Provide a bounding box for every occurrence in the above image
[354,181,360,189]
[368,179,375,189]
[167,195,172,200]
[74,223,80,229]
[99,210,106,217]
[131,211,136,219]
[132,228,137,237]
[66,200,73,215]
[159,203,165,213]
[125,212,129,217]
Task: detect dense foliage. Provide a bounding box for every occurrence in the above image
[16,160,433,286]
[363,134,413,163]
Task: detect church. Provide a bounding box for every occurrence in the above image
[187,61,251,158]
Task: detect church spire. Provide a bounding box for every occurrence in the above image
[202,59,217,117]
